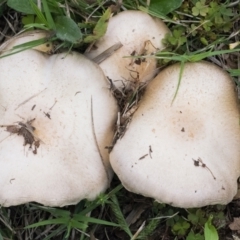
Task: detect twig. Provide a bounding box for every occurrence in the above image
[192,158,216,180]
[91,96,110,186]
[139,154,148,160]
[131,221,145,240]
[49,99,57,110]
[91,42,123,64]
[227,0,240,7]
[15,88,47,110]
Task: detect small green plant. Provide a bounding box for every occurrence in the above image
[149,204,225,239]
[192,0,209,16]
[204,215,219,240]
[188,209,207,226]
[172,218,191,236]
[24,185,123,239]
[186,231,204,240]
[163,27,187,49]
[6,0,112,48]
[160,0,237,52]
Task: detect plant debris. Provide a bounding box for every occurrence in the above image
[109,77,148,149]
[192,157,216,180]
[0,118,42,154]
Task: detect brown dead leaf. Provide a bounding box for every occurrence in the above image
[229,218,240,231]
[233,235,240,240]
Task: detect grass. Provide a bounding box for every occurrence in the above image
[0,0,240,239]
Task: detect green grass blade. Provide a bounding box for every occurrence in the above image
[171,61,185,105]
[29,0,48,27]
[188,49,239,62]
[80,184,123,216]
[78,200,104,216]
[42,0,55,29]
[45,0,63,14]
[69,219,87,229]
[155,48,240,62]
[138,6,180,24]
[24,23,50,30]
[65,223,72,238]
[12,38,47,49]
[110,194,133,237]
[106,184,124,197]
[30,205,71,218]
[72,214,119,227]
[0,38,49,58]
[41,225,66,240]
[229,69,240,77]
[24,217,70,228]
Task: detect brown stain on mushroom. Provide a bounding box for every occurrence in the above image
[168,108,204,141]
[29,117,58,146]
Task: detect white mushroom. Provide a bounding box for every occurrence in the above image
[110,61,240,208]
[0,31,118,207]
[85,10,170,89]
[0,30,54,54]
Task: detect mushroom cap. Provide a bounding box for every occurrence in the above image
[110,61,240,208]
[0,30,54,54]
[85,10,169,89]
[0,32,118,207]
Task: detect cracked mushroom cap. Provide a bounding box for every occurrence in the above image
[85,10,170,89]
[110,61,240,208]
[0,31,118,207]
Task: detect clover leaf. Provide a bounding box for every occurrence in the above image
[172,219,190,236]
[192,0,209,16]
[186,231,204,240]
